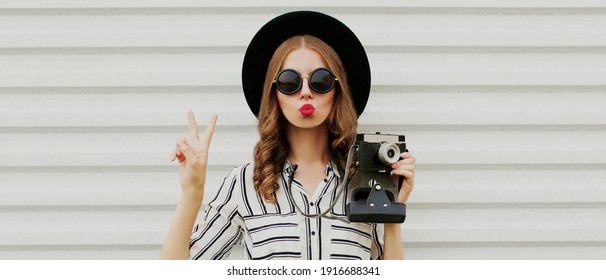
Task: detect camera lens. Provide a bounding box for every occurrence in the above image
[377,142,400,165]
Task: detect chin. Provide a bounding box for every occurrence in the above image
[292,116,329,129]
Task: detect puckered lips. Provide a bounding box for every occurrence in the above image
[299,104,315,117]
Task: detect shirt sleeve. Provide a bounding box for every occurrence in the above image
[189,166,244,260]
[370,223,385,260]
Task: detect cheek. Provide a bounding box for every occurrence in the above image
[276,92,297,115]
[276,91,287,110]
[323,93,335,111]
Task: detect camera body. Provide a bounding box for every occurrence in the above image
[346,132,407,223]
[355,133,407,171]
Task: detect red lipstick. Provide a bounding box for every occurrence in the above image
[299,104,315,117]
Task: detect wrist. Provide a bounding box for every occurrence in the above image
[384,223,402,235]
[180,188,203,203]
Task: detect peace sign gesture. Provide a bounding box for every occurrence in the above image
[170,111,218,198]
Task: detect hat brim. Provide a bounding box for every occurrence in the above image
[242,11,370,118]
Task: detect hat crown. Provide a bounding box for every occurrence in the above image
[242,11,370,118]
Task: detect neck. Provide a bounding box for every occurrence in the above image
[286,122,330,165]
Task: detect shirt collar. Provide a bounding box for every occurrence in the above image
[283,159,342,179]
[283,159,296,176]
[325,161,342,178]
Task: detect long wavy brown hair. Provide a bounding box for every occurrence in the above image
[253,35,358,203]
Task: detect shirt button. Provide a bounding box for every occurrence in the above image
[311,231,316,236]
[310,202,314,206]
[323,179,327,182]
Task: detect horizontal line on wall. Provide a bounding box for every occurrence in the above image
[0,165,228,173]
[2,46,606,55]
[409,202,606,210]
[0,126,256,134]
[1,7,605,16]
[2,85,606,95]
[2,125,606,134]
[2,164,606,174]
[0,86,241,94]
[0,47,245,55]
[0,244,160,251]
[0,205,175,213]
[1,202,604,213]
[360,125,606,132]
[381,85,606,93]
[370,46,606,54]
[421,164,606,171]
[406,241,606,248]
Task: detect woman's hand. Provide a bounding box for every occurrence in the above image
[169,111,217,198]
[390,152,415,204]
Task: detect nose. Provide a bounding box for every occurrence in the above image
[299,77,313,100]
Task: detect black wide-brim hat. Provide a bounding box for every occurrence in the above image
[242,11,371,118]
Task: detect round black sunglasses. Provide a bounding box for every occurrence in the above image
[273,68,338,95]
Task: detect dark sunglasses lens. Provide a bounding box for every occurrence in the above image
[310,69,335,93]
[276,70,300,94]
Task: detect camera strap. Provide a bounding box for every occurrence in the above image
[285,145,356,224]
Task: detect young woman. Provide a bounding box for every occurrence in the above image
[160,11,415,260]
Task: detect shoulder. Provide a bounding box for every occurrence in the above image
[220,162,255,188]
[228,162,254,178]
[206,163,254,208]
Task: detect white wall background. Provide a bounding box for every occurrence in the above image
[1,0,605,260]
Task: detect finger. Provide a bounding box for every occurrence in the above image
[393,170,414,187]
[172,143,185,162]
[177,137,191,151]
[399,164,415,173]
[391,166,414,177]
[180,136,190,146]
[188,110,200,141]
[170,141,183,161]
[170,146,178,161]
[400,152,415,162]
[176,151,186,164]
[201,114,218,148]
[177,142,197,164]
[175,141,185,161]
[391,158,414,168]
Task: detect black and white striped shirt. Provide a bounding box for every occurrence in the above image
[189,161,385,260]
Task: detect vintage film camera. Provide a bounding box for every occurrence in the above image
[346,133,408,223]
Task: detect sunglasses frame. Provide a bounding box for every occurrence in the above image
[273,67,339,95]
